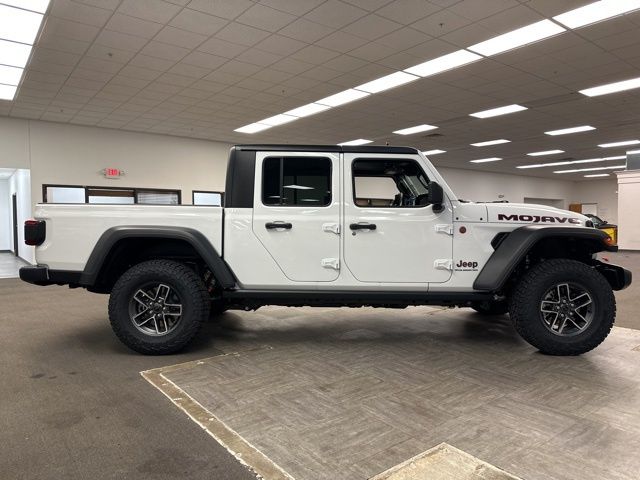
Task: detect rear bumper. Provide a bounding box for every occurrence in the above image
[19,265,82,286]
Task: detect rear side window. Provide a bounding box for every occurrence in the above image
[262,156,332,207]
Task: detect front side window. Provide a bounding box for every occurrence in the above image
[262,156,332,206]
[352,158,431,208]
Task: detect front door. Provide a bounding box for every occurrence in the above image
[343,154,453,284]
[252,151,340,282]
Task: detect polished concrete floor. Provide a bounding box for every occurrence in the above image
[1,251,639,480]
[0,252,27,279]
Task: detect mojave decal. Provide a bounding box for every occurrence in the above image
[497,213,581,224]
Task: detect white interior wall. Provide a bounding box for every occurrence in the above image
[570,178,618,224]
[0,179,10,251]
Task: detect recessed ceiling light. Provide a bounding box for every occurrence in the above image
[355,71,419,94]
[598,139,640,148]
[393,124,438,135]
[0,83,17,100]
[0,39,32,68]
[468,20,565,56]
[580,76,640,97]
[603,155,627,160]
[258,114,298,126]
[0,64,23,85]
[1,0,50,14]
[284,103,330,118]
[404,50,482,78]
[545,125,595,135]
[584,174,610,178]
[0,4,44,45]
[470,157,502,163]
[338,139,372,146]
[470,104,527,118]
[527,149,565,156]
[628,149,640,155]
[554,0,640,29]
[517,156,624,169]
[316,89,370,107]
[555,165,626,173]
[422,149,446,155]
[470,139,510,147]
[234,123,271,134]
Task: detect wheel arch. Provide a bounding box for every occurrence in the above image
[473,226,617,292]
[80,226,236,293]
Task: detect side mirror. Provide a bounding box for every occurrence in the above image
[428,182,444,212]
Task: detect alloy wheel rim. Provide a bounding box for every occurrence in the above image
[539,282,594,337]
[128,283,183,336]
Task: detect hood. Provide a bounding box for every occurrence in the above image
[482,202,590,226]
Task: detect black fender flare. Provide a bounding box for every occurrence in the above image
[473,225,616,291]
[80,226,237,289]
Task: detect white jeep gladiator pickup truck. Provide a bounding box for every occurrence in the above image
[20,145,631,356]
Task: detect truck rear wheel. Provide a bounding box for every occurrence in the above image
[108,260,210,355]
[509,259,615,355]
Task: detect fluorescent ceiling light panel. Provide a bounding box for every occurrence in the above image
[0,0,50,14]
[0,83,17,100]
[554,165,626,173]
[527,149,565,156]
[580,76,640,97]
[404,50,482,78]
[603,155,627,160]
[316,89,370,107]
[234,123,271,134]
[584,174,610,177]
[554,0,640,29]
[338,139,372,146]
[258,114,298,126]
[0,39,32,67]
[628,149,640,155]
[598,139,640,148]
[0,4,44,45]
[355,71,419,94]
[0,64,23,85]
[470,157,502,163]
[468,20,565,56]
[422,149,446,155]
[518,157,621,169]
[284,103,330,118]
[393,124,438,135]
[470,104,527,118]
[545,125,595,135]
[470,139,510,147]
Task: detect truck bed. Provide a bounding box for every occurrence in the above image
[33,204,223,272]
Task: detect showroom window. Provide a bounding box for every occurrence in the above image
[192,191,223,206]
[352,159,432,208]
[43,185,181,205]
[262,156,332,206]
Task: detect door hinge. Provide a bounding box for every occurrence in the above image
[434,259,453,271]
[322,223,340,235]
[435,224,453,235]
[321,258,340,270]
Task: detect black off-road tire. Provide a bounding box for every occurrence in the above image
[471,300,509,315]
[208,300,227,320]
[510,259,615,356]
[108,260,210,355]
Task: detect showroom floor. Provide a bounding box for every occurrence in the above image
[1,251,638,480]
[0,252,26,279]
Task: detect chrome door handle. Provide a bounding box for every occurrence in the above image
[265,222,292,230]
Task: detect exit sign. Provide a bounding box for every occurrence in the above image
[102,168,125,179]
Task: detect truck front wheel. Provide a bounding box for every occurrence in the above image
[509,259,615,355]
[108,260,210,355]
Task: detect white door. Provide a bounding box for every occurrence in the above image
[343,154,453,284]
[252,151,340,282]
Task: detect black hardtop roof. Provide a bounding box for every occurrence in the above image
[233,144,420,154]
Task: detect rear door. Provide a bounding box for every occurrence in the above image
[252,151,340,282]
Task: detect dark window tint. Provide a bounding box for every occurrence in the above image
[352,159,431,208]
[262,157,332,206]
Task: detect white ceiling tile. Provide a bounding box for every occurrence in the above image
[40,17,100,42]
[257,0,325,16]
[95,30,149,52]
[235,4,297,32]
[119,65,163,80]
[71,68,116,82]
[347,41,396,61]
[156,72,197,86]
[186,0,254,20]
[214,22,272,46]
[376,27,431,50]
[304,0,367,28]
[215,59,262,76]
[342,0,392,11]
[254,34,307,56]
[315,30,369,53]
[278,18,335,43]
[347,14,403,41]
[169,8,228,35]
[129,54,176,71]
[39,34,90,55]
[168,62,211,78]
[109,75,151,89]
[154,26,207,49]
[235,49,283,67]
[410,9,473,36]
[323,54,369,73]
[85,44,137,64]
[140,40,190,61]
[270,57,315,75]
[377,0,442,24]
[105,13,165,39]
[197,37,248,58]
[181,51,227,69]
[117,0,183,24]
[290,45,340,64]
[251,68,294,83]
[50,0,112,27]
[31,47,81,66]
